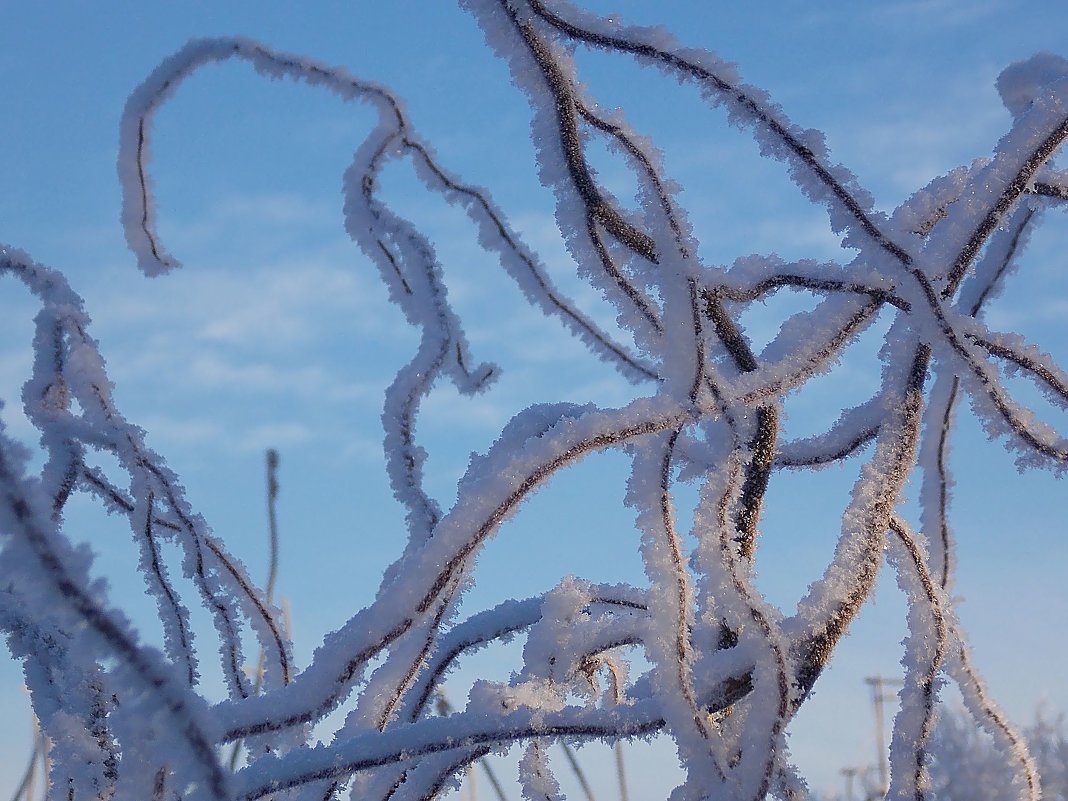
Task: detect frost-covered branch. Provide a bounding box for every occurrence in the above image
[3,5,1068,800]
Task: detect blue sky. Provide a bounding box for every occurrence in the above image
[2,3,1068,799]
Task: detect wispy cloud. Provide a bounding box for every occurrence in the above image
[0,191,426,466]
[90,254,406,350]
[136,414,313,454]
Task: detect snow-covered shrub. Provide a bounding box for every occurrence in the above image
[2,2,1067,800]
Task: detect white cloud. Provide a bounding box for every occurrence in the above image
[89,255,405,349]
[178,353,381,403]
[421,386,515,431]
[135,414,227,448]
[137,413,314,455]
[0,191,432,469]
[235,421,312,451]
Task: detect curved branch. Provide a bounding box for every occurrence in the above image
[523,0,915,267]
[234,671,754,800]
[0,438,227,801]
[405,139,657,382]
[943,111,1068,297]
[774,394,882,469]
[888,517,949,801]
[217,400,690,741]
[709,273,909,312]
[789,341,930,698]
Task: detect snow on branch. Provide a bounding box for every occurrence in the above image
[3,2,1068,800]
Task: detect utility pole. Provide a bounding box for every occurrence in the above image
[840,766,858,801]
[864,676,903,798]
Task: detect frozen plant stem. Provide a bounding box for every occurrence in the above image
[10,715,46,801]
[228,448,285,772]
[435,691,509,801]
[3,4,1068,801]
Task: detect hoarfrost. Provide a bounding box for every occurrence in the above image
[4,3,1068,800]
